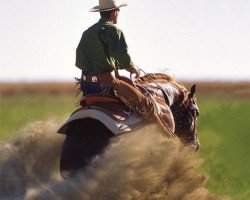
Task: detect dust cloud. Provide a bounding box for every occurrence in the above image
[0,120,230,200]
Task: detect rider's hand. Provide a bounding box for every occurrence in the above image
[126,66,140,78]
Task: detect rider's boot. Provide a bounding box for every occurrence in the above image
[154,113,176,139]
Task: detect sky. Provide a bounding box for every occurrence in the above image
[0,0,250,82]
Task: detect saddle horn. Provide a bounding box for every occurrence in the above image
[189,84,196,98]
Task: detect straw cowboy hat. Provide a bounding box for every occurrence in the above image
[90,0,127,12]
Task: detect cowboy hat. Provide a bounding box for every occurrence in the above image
[90,0,127,12]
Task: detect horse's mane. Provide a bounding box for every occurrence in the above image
[136,73,187,92]
[136,73,189,106]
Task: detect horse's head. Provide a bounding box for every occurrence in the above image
[171,84,200,150]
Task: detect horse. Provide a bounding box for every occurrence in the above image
[58,73,200,178]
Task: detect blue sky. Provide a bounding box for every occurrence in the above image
[0,0,250,82]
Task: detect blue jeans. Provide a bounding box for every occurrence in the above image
[80,81,115,96]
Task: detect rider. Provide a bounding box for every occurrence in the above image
[75,0,175,138]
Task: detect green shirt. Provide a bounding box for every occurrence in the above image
[75,18,135,74]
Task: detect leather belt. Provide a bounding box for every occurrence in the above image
[81,72,113,83]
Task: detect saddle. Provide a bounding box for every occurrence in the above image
[79,94,132,121]
[79,83,171,123]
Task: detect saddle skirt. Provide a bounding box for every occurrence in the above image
[79,94,132,121]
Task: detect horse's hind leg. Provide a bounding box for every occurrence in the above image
[59,118,113,179]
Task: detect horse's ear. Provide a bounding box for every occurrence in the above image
[189,84,196,98]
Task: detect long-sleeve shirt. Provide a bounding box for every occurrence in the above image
[75,18,135,75]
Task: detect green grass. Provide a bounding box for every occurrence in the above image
[0,92,250,199]
[198,98,250,200]
[0,94,78,140]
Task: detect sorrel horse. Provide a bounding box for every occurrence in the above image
[135,73,200,149]
[58,73,200,178]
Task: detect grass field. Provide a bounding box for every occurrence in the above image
[0,81,250,199]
